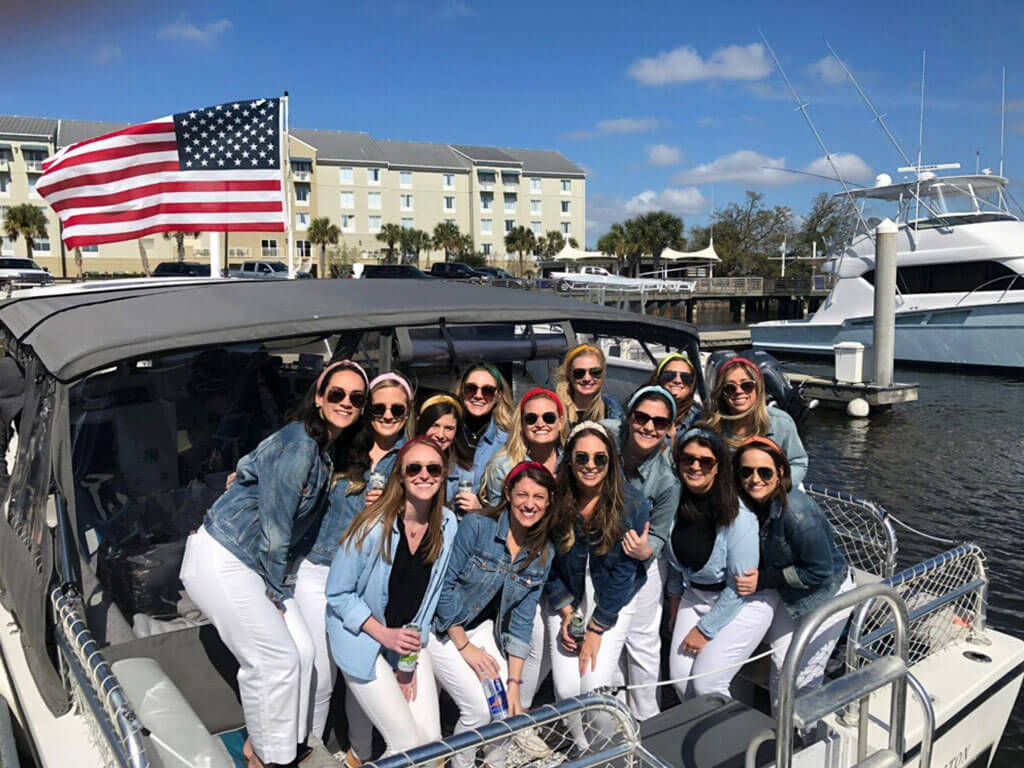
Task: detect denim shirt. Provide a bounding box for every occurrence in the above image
[664,501,760,638]
[759,489,848,619]
[204,421,333,603]
[469,418,508,492]
[433,510,553,660]
[544,483,651,628]
[765,406,808,487]
[307,436,407,566]
[602,393,624,422]
[603,419,680,561]
[325,507,458,681]
[446,462,476,506]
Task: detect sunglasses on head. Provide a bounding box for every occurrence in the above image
[404,462,444,478]
[370,403,407,419]
[571,366,604,381]
[680,453,717,473]
[464,382,498,401]
[573,451,609,469]
[723,380,757,398]
[659,370,695,387]
[325,387,366,408]
[631,410,672,431]
[739,465,776,482]
[524,411,558,426]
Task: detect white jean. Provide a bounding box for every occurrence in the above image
[342,652,441,757]
[764,571,857,712]
[292,559,334,739]
[180,527,315,765]
[619,558,665,720]
[427,621,509,768]
[519,602,548,710]
[668,587,775,700]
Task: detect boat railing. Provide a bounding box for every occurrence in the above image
[954,272,1023,307]
[845,543,988,671]
[364,693,669,768]
[52,586,149,768]
[805,484,899,580]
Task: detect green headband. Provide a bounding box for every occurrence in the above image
[655,352,694,378]
[464,362,503,387]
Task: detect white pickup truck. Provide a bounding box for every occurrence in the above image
[550,265,695,293]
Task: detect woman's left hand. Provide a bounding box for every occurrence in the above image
[364,489,383,508]
[680,626,709,655]
[623,522,654,561]
[456,490,483,513]
[578,630,602,675]
[506,681,523,717]
[395,668,417,702]
[735,569,759,596]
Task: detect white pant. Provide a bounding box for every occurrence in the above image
[293,559,334,739]
[765,571,857,712]
[619,558,665,720]
[428,621,510,768]
[343,652,441,757]
[519,602,548,710]
[668,587,775,700]
[180,527,315,765]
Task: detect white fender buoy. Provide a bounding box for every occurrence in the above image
[847,398,870,418]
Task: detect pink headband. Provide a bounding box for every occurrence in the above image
[519,387,564,416]
[369,372,413,402]
[717,357,762,381]
[316,359,369,393]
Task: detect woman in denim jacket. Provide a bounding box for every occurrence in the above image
[325,437,457,758]
[430,462,556,768]
[665,429,773,700]
[553,343,624,426]
[411,394,475,501]
[180,359,366,768]
[293,371,412,747]
[734,437,853,710]
[646,352,703,438]
[544,421,650,705]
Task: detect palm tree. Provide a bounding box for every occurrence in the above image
[308,217,341,278]
[628,211,684,274]
[3,204,48,261]
[504,226,536,277]
[376,223,403,263]
[432,221,462,263]
[400,228,432,265]
[597,223,628,275]
[542,230,565,257]
[162,231,199,262]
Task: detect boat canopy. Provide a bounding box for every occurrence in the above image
[839,174,1008,203]
[659,242,721,263]
[554,243,606,261]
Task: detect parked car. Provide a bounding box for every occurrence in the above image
[474,266,526,288]
[428,262,490,283]
[361,264,433,279]
[152,261,212,278]
[226,261,312,279]
[0,257,55,287]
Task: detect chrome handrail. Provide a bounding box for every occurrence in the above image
[954,273,1022,307]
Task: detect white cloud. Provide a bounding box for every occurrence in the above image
[628,43,771,85]
[94,44,122,64]
[625,187,708,215]
[697,116,716,128]
[157,17,232,44]
[646,144,682,166]
[441,1,475,17]
[805,153,873,182]
[565,116,658,140]
[808,55,846,85]
[671,149,873,187]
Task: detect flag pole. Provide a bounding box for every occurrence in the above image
[282,91,294,278]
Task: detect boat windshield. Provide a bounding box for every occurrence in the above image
[851,176,1016,234]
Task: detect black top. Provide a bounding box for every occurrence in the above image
[464,588,501,632]
[671,492,718,575]
[385,517,434,629]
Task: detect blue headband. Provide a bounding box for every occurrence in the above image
[678,427,721,451]
[626,385,677,420]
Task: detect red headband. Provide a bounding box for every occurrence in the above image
[717,357,762,381]
[504,460,554,490]
[519,387,564,416]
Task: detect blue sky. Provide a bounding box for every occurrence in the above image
[4,0,1024,245]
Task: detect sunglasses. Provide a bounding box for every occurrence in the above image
[571,366,604,381]
[680,453,717,473]
[325,387,366,408]
[404,462,444,478]
[464,382,498,401]
[370,403,407,420]
[659,370,695,387]
[631,411,672,431]
[739,466,776,482]
[573,451,609,469]
[524,411,558,426]
[723,381,757,398]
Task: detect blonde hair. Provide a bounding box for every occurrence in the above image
[484,392,567,492]
[646,354,697,427]
[554,344,608,424]
[703,359,771,448]
[454,363,515,432]
[342,377,413,495]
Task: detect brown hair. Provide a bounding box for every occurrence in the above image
[478,464,556,570]
[412,398,473,471]
[733,439,792,511]
[674,431,738,528]
[551,424,624,555]
[703,359,771,448]
[454,363,516,432]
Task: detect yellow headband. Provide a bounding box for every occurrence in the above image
[566,343,603,365]
[655,352,694,377]
[419,394,463,416]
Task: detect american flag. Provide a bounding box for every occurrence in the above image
[38,98,286,249]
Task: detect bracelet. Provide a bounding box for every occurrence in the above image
[455,639,470,652]
[507,677,524,686]
[586,624,605,636]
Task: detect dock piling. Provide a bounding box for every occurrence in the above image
[873,219,898,386]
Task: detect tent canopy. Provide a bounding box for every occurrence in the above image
[554,243,607,261]
[659,243,721,263]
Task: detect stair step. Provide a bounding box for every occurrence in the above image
[793,656,906,728]
[852,749,901,768]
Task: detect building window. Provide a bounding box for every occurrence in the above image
[530,199,540,214]
[296,212,310,229]
[28,176,40,196]
[261,239,278,257]
[530,221,541,235]
[340,191,355,209]
[367,168,381,185]
[23,149,47,172]
[36,236,51,251]
[482,243,492,256]
[80,244,98,253]
[504,193,517,213]
[480,219,492,235]
[368,191,382,210]
[0,175,9,194]
[561,222,571,235]
[339,167,354,184]
[478,170,496,187]
[504,219,515,233]
[400,171,413,188]
[369,215,382,232]
[560,179,571,194]
[292,160,312,178]
[480,192,493,212]
[400,194,413,211]
[401,217,413,229]
[443,196,455,212]
[295,183,310,203]
[341,214,355,231]
[296,240,312,259]
[443,173,455,189]
[502,172,519,188]
[530,177,541,193]
[561,200,571,216]
[0,238,11,256]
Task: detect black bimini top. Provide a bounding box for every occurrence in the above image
[0,279,699,383]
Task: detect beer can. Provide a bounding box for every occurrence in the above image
[397,623,421,672]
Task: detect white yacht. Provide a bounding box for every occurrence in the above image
[751,172,1024,369]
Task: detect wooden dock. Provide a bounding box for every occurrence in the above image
[699,329,752,349]
[786,373,919,409]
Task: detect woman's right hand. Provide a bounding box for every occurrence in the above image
[578,630,602,674]
[558,613,578,654]
[225,472,237,489]
[459,642,502,680]
[736,569,759,596]
[455,490,483,513]
[364,489,383,507]
[381,626,421,655]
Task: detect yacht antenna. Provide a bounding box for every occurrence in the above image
[915,51,926,225]
[1000,66,1006,177]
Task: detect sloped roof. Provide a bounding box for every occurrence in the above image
[0,115,57,139]
[503,148,586,177]
[292,128,387,165]
[375,138,471,171]
[57,119,129,147]
[450,144,522,167]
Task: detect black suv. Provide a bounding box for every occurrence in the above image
[429,262,489,283]
[361,264,432,279]
[152,262,212,277]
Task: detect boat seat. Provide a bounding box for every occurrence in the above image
[640,694,776,768]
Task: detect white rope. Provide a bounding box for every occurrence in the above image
[621,647,776,691]
[887,512,959,546]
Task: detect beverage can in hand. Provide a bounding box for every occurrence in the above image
[570,610,586,654]
[397,623,421,672]
[369,471,387,491]
[484,677,508,719]
[458,479,475,494]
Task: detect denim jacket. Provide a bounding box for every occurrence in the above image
[204,421,333,603]
[481,449,562,507]
[307,436,407,566]
[665,500,760,638]
[758,489,848,619]
[446,462,475,506]
[722,405,808,486]
[325,507,458,681]
[544,483,650,628]
[602,393,624,422]
[603,419,680,561]
[433,509,553,660]
[470,418,508,492]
